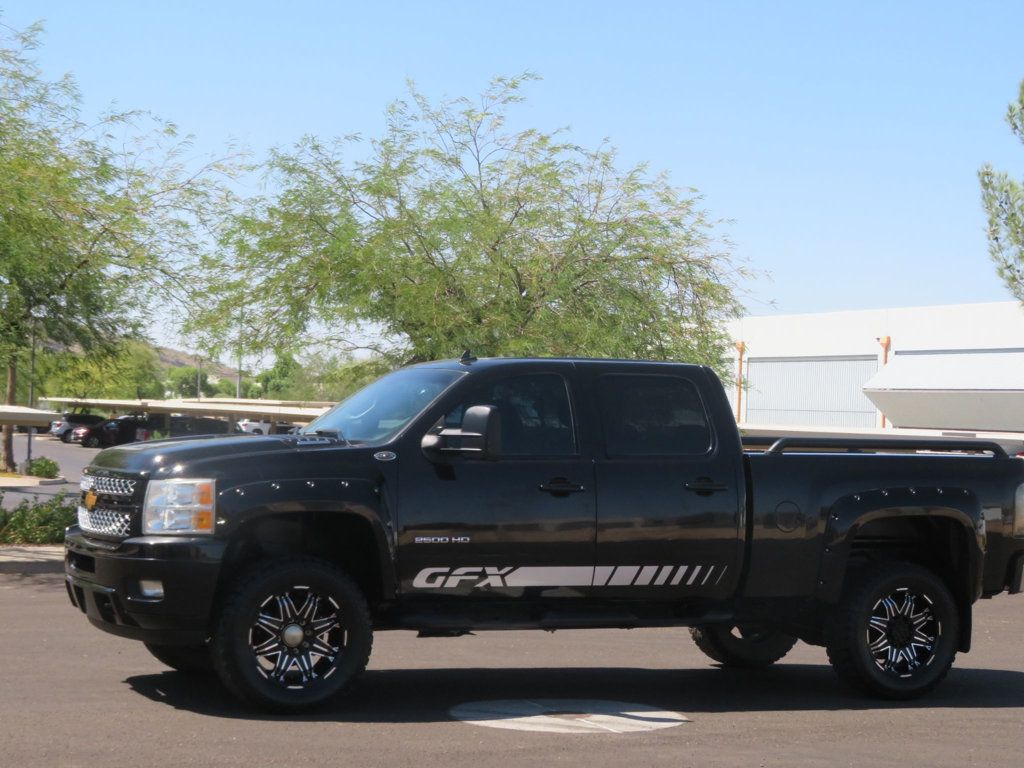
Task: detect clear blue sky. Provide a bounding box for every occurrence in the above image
[6,0,1024,329]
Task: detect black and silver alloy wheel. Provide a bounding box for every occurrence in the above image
[212,557,373,711]
[826,561,958,700]
[866,587,940,678]
[249,586,346,688]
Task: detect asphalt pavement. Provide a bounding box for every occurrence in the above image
[1,433,97,509]
[2,571,1022,768]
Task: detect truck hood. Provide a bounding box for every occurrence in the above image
[88,433,346,475]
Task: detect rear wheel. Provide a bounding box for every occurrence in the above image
[83,435,100,448]
[825,562,958,699]
[691,623,798,667]
[60,429,73,443]
[211,557,373,711]
[145,643,214,674]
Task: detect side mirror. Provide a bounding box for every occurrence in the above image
[421,405,501,463]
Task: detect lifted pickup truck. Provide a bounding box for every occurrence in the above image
[64,357,1024,711]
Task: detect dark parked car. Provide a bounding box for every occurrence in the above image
[75,416,162,448]
[49,413,105,442]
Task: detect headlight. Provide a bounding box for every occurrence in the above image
[143,478,216,535]
[1015,483,1024,538]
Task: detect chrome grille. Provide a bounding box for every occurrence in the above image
[81,475,137,496]
[78,506,133,538]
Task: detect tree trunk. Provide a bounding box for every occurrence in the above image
[1,360,16,472]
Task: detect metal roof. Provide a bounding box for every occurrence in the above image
[863,350,1024,392]
[39,396,328,422]
[0,405,61,427]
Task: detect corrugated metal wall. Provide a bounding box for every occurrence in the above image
[742,356,879,427]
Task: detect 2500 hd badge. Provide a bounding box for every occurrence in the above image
[65,357,1024,711]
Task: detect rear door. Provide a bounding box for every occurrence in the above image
[583,365,744,600]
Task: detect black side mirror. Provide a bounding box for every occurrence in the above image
[421,405,501,463]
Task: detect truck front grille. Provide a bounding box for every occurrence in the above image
[78,506,133,538]
[80,475,137,496]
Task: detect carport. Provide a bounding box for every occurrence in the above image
[39,397,329,434]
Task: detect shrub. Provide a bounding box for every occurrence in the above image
[25,456,60,479]
[0,493,78,544]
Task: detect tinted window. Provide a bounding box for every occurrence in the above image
[304,367,462,445]
[447,374,576,457]
[599,375,712,456]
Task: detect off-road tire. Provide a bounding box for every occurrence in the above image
[145,642,214,674]
[211,557,373,712]
[690,624,798,667]
[825,561,958,700]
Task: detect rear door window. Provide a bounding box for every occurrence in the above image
[598,374,712,456]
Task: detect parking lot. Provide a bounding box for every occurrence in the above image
[1,433,97,509]
[2,570,1022,768]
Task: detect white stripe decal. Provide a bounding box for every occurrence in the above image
[608,566,640,586]
[592,566,615,587]
[670,566,689,585]
[687,566,702,585]
[654,566,673,586]
[715,565,729,585]
[635,566,659,586]
[503,567,594,587]
[701,566,715,585]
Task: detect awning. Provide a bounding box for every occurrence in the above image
[863,350,1024,431]
[863,350,1024,391]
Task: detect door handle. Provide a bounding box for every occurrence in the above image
[685,478,728,494]
[538,478,586,496]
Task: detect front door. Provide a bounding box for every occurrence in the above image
[396,367,596,599]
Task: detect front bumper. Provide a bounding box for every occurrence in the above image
[64,526,226,645]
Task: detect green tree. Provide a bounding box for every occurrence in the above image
[192,75,744,372]
[166,366,215,398]
[0,21,235,470]
[980,79,1024,302]
[37,340,165,400]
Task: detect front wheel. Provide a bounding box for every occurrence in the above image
[211,557,373,711]
[825,562,958,699]
[690,623,797,667]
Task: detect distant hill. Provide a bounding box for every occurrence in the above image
[154,346,238,379]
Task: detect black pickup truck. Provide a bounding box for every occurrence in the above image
[64,357,1024,710]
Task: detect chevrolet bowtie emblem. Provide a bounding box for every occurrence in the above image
[84,490,98,510]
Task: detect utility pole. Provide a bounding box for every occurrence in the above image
[26,318,37,465]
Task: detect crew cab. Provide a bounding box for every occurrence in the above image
[64,357,1024,711]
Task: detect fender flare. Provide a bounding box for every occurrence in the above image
[816,486,984,651]
[215,477,398,600]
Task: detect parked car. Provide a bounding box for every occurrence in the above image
[49,413,105,443]
[75,415,162,448]
[168,415,231,437]
[236,418,296,435]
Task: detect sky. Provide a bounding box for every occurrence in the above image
[4,0,1024,351]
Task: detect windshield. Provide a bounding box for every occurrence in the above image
[303,367,463,445]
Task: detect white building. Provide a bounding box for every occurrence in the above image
[727,301,1024,432]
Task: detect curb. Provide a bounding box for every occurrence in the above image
[0,475,69,489]
[0,546,65,575]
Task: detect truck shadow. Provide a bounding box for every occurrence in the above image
[125,663,1024,722]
